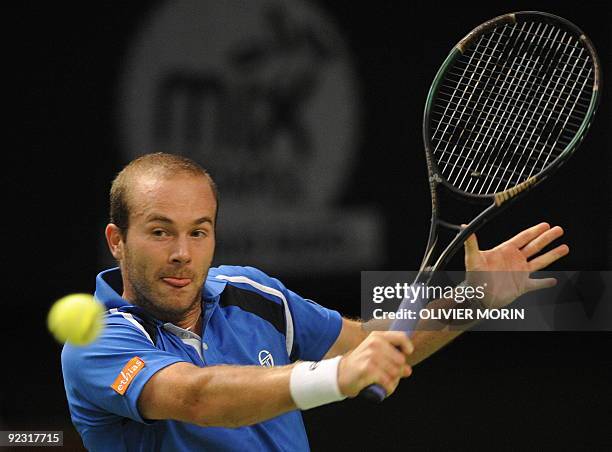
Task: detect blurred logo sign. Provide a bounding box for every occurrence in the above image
[117,0,382,274]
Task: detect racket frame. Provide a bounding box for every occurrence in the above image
[419,11,601,279]
[361,11,601,403]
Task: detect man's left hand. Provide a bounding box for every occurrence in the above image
[464,222,569,309]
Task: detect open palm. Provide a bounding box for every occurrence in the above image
[464,223,569,309]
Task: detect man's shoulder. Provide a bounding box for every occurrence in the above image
[61,310,155,366]
[207,265,293,310]
[208,265,285,290]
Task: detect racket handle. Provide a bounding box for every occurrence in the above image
[359,383,387,402]
[358,287,426,403]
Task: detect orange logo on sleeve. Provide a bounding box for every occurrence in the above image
[111,356,146,395]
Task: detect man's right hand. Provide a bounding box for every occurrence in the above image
[337,331,413,398]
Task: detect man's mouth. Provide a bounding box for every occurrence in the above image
[162,277,192,288]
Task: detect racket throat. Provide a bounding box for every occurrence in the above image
[420,203,497,278]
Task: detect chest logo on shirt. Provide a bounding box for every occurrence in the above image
[258,350,274,367]
[111,356,146,395]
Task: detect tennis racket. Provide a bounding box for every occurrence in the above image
[360,11,601,402]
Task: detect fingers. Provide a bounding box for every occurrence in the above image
[525,277,557,293]
[521,226,565,259]
[338,331,414,398]
[464,232,480,256]
[375,352,407,395]
[508,222,550,248]
[461,224,480,255]
[528,244,570,271]
[371,333,413,396]
[402,365,413,377]
[383,331,414,356]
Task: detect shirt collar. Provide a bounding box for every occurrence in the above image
[95,268,128,309]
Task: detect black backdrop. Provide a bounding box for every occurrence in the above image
[10,0,612,450]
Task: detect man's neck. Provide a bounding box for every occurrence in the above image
[179,310,203,334]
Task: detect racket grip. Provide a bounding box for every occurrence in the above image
[358,288,425,403]
[359,383,387,402]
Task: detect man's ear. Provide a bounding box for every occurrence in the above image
[105,224,125,260]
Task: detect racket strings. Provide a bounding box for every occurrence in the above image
[473,31,592,66]
[445,22,561,190]
[494,29,592,189]
[492,41,592,192]
[435,153,522,184]
[433,21,548,189]
[434,135,564,172]
[430,20,594,195]
[432,97,586,169]
[438,23,592,193]
[432,107,585,137]
[432,100,587,137]
[491,26,582,48]
[454,21,556,189]
[443,66,591,104]
[520,50,593,180]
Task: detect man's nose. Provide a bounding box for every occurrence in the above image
[169,236,192,264]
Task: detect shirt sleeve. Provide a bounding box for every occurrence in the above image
[61,314,186,425]
[282,284,343,361]
[212,265,343,362]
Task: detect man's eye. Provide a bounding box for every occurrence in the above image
[192,230,208,238]
[152,229,167,237]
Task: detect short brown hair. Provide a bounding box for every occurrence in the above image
[109,153,218,233]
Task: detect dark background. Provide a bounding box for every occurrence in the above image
[9,0,612,450]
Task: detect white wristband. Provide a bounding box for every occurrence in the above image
[289,356,346,410]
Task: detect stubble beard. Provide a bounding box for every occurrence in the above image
[131,280,202,324]
[123,255,204,324]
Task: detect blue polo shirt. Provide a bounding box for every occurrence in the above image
[61,266,342,451]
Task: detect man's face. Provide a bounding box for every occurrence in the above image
[111,173,216,322]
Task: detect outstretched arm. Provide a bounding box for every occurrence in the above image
[138,331,414,427]
[325,222,569,365]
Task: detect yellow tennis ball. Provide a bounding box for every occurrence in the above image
[47,293,105,346]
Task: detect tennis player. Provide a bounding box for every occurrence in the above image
[61,153,568,451]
